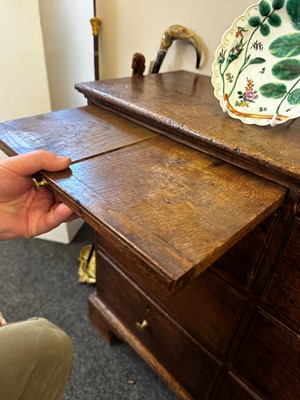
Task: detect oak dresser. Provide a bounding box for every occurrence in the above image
[0,71,299,399]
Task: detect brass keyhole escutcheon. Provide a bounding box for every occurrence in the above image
[135,320,149,330]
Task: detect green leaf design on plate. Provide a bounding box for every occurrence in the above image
[269,33,300,57]
[272,59,300,80]
[260,23,271,36]
[259,0,271,16]
[287,88,300,104]
[268,13,282,27]
[287,0,300,30]
[272,0,286,10]
[260,83,287,98]
[248,16,261,27]
[248,57,266,65]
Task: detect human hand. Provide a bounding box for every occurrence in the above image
[0,150,78,240]
[0,312,7,326]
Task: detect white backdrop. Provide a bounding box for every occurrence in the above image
[0,0,51,121]
[96,0,255,79]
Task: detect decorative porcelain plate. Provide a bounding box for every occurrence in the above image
[212,0,300,126]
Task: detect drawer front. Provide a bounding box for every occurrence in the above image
[234,310,300,400]
[96,251,220,399]
[96,234,245,360]
[217,375,262,400]
[264,218,300,327]
[210,213,278,290]
[158,270,245,360]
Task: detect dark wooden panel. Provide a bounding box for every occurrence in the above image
[210,213,278,290]
[76,71,300,184]
[0,105,155,160]
[96,251,220,399]
[234,310,300,400]
[96,237,245,360]
[264,217,300,327]
[216,375,262,400]
[149,270,244,360]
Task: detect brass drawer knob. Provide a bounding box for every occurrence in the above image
[135,320,149,330]
[32,177,48,192]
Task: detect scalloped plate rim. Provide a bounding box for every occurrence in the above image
[211,0,300,127]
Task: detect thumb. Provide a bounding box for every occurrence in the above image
[3,150,72,177]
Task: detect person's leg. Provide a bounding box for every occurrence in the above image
[0,318,73,400]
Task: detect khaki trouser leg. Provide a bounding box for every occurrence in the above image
[0,318,73,400]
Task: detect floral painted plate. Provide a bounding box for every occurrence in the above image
[211,0,300,126]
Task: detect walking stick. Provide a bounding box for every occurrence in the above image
[90,0,101,80]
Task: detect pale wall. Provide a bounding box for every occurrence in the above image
[39,0,94,111]
[37,0,94,241]
[96,0,255,79]
[0,0,92,242]
[0,0,51,121]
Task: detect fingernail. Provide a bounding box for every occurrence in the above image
[57,155,71,162]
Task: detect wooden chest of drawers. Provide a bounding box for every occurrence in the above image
[1,71,299,399]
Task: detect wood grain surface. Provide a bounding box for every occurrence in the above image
[46,135,285,290]
[0,105,155,160]
[76,71,300,185]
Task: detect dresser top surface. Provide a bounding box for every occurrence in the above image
[76,71,300,185]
